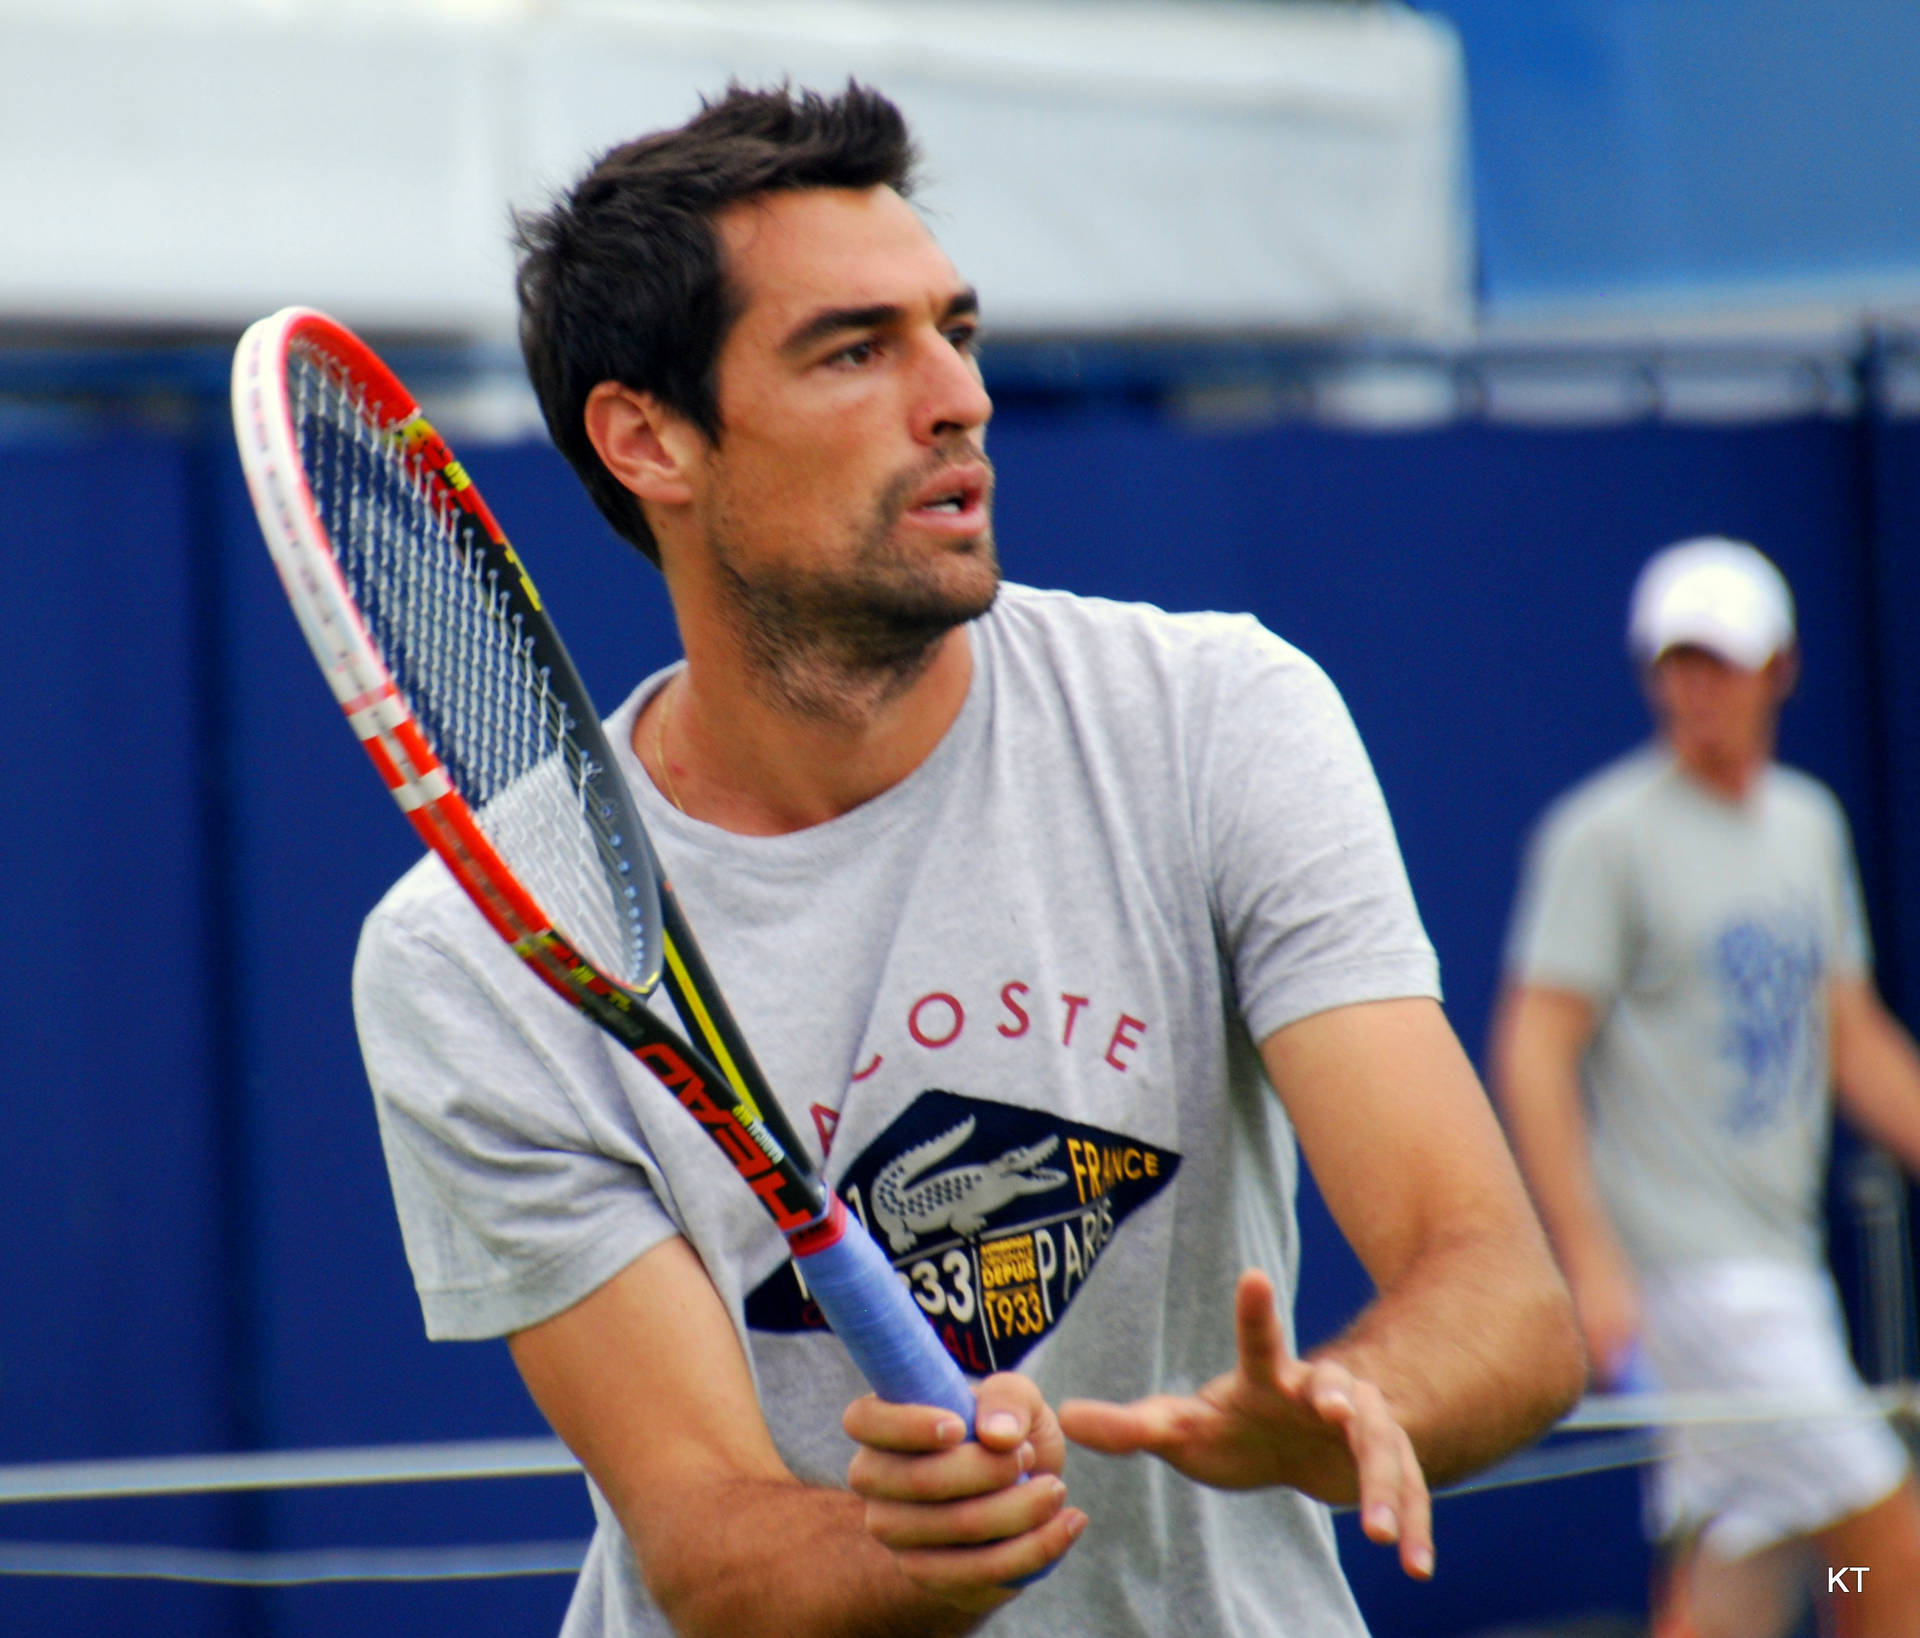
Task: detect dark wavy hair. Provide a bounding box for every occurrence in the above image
[513,82,919,565]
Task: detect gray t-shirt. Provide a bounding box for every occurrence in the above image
[355,583,1440,1637]
[1504,747,1869,1273]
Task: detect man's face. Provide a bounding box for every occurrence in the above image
[1650,644,1792,778]
[684,185,998,680]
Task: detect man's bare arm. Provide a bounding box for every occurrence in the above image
[508,1237,1075,1638]
[1268,997,1583,1477]
[1061,997,1581,1577]
[1831,975,1920,1174]
[1490,983,1638,1383]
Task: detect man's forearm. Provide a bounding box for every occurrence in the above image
[1261,994,1585,1488]
[1315,1220,1581,1487]
[508,1243,1011,1638]
[1491,987,1626,1281]
[1832,979,1920,1175]
[1501,1067,1627,1284]
[627,1475,982,1638]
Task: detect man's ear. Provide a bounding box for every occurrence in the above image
[583,382,703,506]
[1766,645,1801,704]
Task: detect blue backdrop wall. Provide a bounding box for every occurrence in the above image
[1,346,1915,1635]
[1413,0,1920,316]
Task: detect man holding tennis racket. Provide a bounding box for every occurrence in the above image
[354,83,1580,1635]
[1496,538,1920,1638]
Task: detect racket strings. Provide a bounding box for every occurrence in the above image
[287,345,643,986]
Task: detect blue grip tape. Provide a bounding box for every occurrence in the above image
[791,1204,1056,1586]
[793,1209,976,1429]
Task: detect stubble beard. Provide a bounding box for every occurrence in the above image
[707,451,1001,724]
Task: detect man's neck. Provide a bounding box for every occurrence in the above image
[639,624,975,836]
[1668,738,1771,804]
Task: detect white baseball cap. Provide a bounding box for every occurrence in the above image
[1628,536,1796,670]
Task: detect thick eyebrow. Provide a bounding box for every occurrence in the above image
[778,287,981,358]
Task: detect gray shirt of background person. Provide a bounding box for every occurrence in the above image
[1505,745,1870,1273]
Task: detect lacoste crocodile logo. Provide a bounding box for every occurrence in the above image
[871,1116,1068,1252]
[746,1089,1181,1373]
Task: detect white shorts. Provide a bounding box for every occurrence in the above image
[1639,1260,1911,1559]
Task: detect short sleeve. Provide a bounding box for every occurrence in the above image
[1504,802,1632,1004]
[1200,625,1440,1044]
[354,888,679,1341]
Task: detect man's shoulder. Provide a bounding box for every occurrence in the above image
[358,848,479,964]
[1761,761,1854,849]
[1530,746,1673,854]
[991,580,1277,641]
[985,582,1320,690]
[1765,760,1845,815]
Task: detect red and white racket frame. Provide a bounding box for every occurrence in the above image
[232,308,990,1453]
[231,306,572,968]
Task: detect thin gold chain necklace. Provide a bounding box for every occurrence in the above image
[654,680,688,814]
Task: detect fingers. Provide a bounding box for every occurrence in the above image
[865,1469,1070,1550]
[847,1420,1035,1506]
[843,1374,1086,1607]
[1233,1267,1287,1383]
[975,1372,1067,1474]
[887,1495,1087,1605]
[842,1394,971,1458]
[843,1372,1065,1477]
[1392,1455,1434,1581]
[1296,1360,1434,1581]
[1057,1393,1204,1457]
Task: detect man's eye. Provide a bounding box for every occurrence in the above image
[947,324,981,354]
[831,339,879,367]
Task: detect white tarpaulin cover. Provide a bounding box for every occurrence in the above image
[0,0,1470,338]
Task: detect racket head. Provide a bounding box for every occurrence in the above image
[234,311,993,1458]
[232,306,664,999]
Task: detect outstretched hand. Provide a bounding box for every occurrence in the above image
[1057,1268,1434,1580]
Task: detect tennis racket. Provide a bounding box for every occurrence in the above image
[231,305,977,1430]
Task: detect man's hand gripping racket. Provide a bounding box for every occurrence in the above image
[231,307,985,1445]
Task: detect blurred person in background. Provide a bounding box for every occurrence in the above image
[1496,537,1920,1638]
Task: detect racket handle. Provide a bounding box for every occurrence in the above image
[789,1197,976,1426]
[789,1200,1058,1586]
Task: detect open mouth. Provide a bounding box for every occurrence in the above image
[908,464,989,520]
